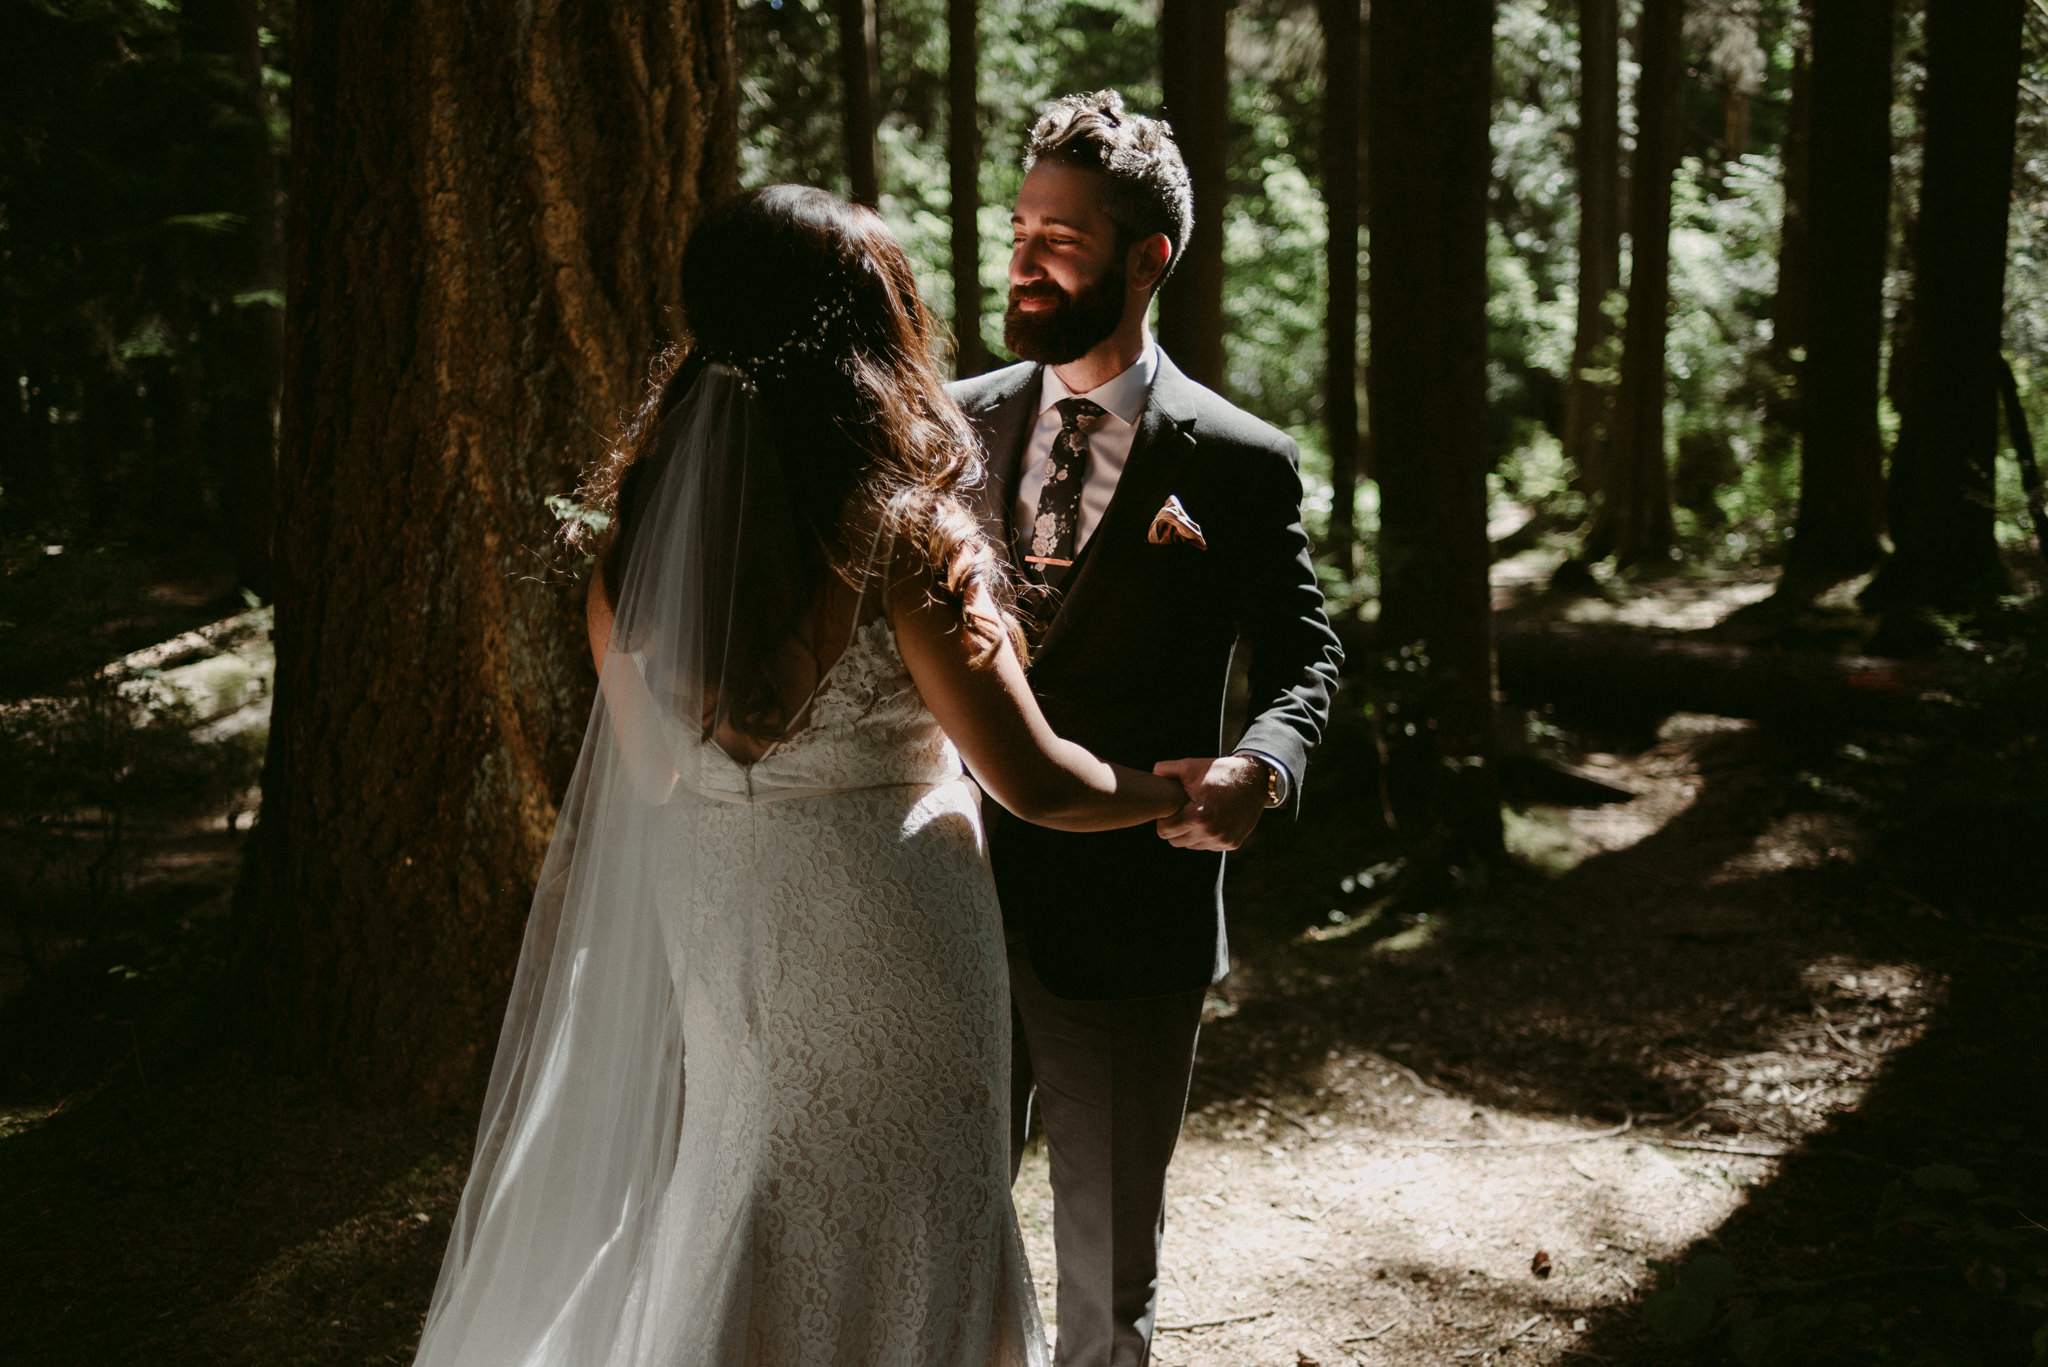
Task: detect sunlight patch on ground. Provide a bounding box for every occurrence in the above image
[0,1102,65,1144]
[1014,1081,1767,1367]
[1556,576,1777,633]
[1708,809,1869,881]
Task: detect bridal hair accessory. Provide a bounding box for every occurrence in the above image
[1147,494,1207,550]
[695,289,857,392]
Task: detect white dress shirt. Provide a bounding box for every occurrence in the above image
[1010,337,1294,808]
[1013,340,1158,554]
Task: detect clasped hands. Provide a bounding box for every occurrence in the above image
[1150,755,1269,851]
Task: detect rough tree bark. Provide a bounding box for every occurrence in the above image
[1158,0,1230,392]
[1585,0,1683,569]
[1783,0,1894,593]
[1562,0,1620,498]
[240,0,737,1107]
[1321,0,1362,574]
[837,0,881,206]
[1367,0,1501,868]
[1867,0,2024,615]
[948,0,987,377]
[182,0,283,598]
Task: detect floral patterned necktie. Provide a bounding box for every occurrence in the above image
[1026,396,1106,590]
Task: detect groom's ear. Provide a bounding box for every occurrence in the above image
[1129,233,1172,296]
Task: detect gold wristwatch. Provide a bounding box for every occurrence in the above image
[1243,753,1284,809]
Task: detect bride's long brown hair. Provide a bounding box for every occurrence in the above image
[573,185,1023,743]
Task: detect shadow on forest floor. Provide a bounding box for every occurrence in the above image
[1173,700,2048,1366]
[2,567,2045,1366]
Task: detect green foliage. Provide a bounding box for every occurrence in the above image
[1665,152,1788,550]
[724,0,2048,583]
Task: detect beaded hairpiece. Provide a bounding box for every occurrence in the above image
[696,289,857,394]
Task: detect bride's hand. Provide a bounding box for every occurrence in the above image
[1124,764,1193,822]
[1151,755,1268,851]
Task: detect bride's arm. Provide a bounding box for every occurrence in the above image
[586,563,681,804]
[892,572,1185,833]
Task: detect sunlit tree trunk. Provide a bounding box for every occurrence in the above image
[1158,0,1229,392]
[1783,0,1893,593]
[1321,0,1362,574]
[1367,0,1501,869]
[948,0,987,377]
[1867,0,2023,615]
[183,0,283,598]
[837,0,881,206]
[240,0,737,1108]
[1562,0,1620,499]
[1586,0,1682,569]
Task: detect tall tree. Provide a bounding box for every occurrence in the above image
[240,0,737,1106]
[1367,0,1501,868]
[1561,0,1620,498]
[837,0,881,205]
[1762,19,1812,466]
[182,0,283,598]
[948,0,988,377]
[1867,0,2025,615]
[1783,0,1894,592]
[1584,0,1684,568]
[1321,0,1363,574]
[1158,0,1229,391]
[1708,9,1764,161]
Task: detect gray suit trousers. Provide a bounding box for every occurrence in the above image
[1007,940,1206,1367]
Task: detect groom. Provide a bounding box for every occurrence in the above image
[951,91,1344,1366]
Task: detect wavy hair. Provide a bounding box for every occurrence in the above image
[573,185,1024,744]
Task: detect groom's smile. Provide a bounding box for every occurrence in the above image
[1004,161,1132,366]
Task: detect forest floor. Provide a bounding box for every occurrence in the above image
[3,544,2045,1366]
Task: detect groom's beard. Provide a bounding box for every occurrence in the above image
[1003,259,1127,365]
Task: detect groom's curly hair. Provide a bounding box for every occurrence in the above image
[1024,90,1194,288]
[576,186,1025,745]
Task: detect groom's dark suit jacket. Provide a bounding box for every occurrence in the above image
[949,350,1344,1001]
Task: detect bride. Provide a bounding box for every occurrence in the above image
[409,185,1187,1367]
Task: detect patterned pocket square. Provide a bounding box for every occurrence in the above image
[1147,494,1208,550]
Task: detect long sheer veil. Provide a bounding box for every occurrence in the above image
[412,363,807,1365]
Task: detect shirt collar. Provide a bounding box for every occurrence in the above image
[1037,336,1157,427]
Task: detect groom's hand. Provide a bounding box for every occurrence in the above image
[1152,756,1266,851]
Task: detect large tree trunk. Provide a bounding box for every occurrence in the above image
[1561,0,1620,498]
[1158,0,1230,392]
[1321,0,1362,575]
[1761,22,1812,468]
[837,0,881,206]
[1585,0,1683,569]
[240,0,737,1108]
[1867,0,2023,614]
[948,0,988,377]
[183,0,284,598]
[1783,0,1894,593]
[1367,0,1501,868]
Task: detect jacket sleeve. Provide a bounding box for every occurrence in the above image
[1229,436,1345,816]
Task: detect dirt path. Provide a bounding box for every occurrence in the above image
[1012,692,1948,1366]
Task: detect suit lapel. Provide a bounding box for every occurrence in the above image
[1033,351,1201,660]
[966,364,1042,555]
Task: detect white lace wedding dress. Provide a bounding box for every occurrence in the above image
[634,611,1045,1367]
[413,364,1043,1367]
